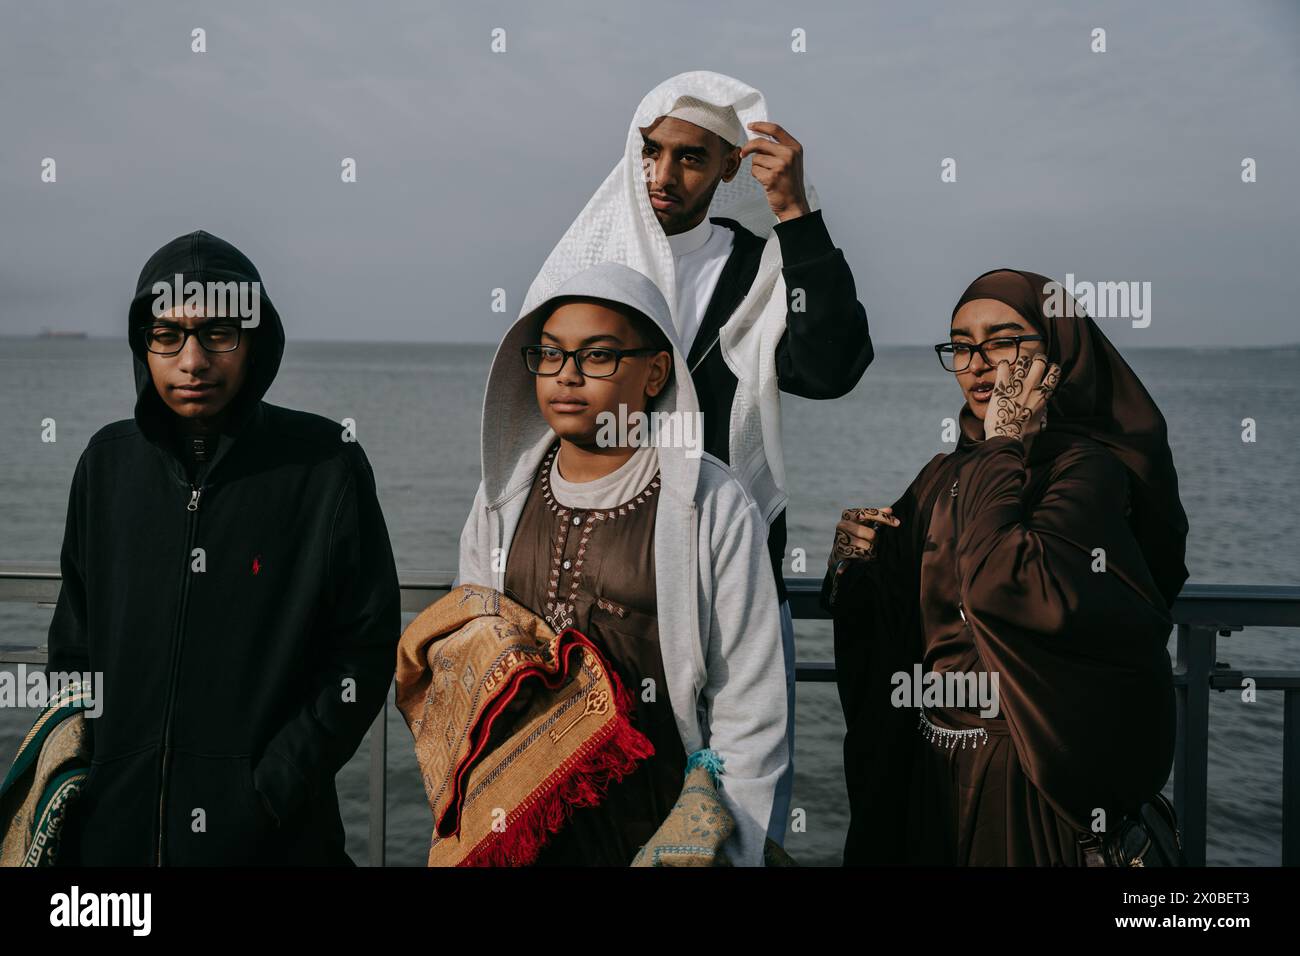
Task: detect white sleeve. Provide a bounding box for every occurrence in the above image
[700,488,789,867]
[454,480,492,589]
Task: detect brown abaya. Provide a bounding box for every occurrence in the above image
[827,269,1189,866]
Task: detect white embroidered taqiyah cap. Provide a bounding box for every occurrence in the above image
[660,95,745,149]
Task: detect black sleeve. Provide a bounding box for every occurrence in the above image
[47,455,90,677]
[773,209,874,399]
[253,447,402,825]
[819,480,917,621]
[821,471,925,865]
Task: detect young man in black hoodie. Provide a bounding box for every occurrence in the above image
[46,230,401,865]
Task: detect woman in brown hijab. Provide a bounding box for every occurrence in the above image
[824,268,1189,865]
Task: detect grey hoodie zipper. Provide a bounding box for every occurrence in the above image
[156,481,203,864]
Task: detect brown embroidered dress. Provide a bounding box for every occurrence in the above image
[504,442,686,865]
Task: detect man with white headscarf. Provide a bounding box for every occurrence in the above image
[520,71,874,847]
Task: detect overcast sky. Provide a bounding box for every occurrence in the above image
[1,0,1297,347]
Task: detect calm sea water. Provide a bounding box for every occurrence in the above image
[1,338,1296,865]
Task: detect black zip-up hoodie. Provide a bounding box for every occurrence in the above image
[46,231,401,865]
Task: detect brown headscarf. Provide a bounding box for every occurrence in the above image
[950,268,1189,606]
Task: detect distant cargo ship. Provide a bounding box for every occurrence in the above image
[37,329,88,339]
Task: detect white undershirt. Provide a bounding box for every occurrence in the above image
[667,218,734,357]
[549,442,660,510]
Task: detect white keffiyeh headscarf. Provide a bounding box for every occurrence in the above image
[520,70,820,526]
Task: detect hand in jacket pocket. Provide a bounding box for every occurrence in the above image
[252,748,309,830]
[248,762,281,830]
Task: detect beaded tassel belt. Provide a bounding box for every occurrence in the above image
[917,710,990,749]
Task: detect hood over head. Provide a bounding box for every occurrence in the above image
[127,230,285,444]
[480,261,701,510]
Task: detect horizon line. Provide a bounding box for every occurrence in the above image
[3,334,1299,351]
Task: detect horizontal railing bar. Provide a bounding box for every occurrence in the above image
[0,561,60,578]
[3,565,1299,671]
[0,649,50,665]
[794,661,837,683]
[1209,671,1300,691]
[0,561,61,605]
[4,562,1299,625]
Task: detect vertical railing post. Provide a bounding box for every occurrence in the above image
[1174,623,1215,866]
[1284,688,1299,866]
[367,685,389,867]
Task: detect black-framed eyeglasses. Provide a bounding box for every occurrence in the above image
[521,345,663,378]
[934,334,1044,372]
[145,322,243,356]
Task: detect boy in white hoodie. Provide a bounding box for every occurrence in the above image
[457,261,787,866]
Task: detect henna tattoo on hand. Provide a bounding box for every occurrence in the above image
[988,356,1059,441]
[832,527,872,560]
[990,391,1031,439]
[1036,362,1061,396]
[1002,355,1031,399]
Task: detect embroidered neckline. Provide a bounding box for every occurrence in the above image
[539,442,661,520]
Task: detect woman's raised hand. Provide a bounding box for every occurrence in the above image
[983,353,1061,442]
[829,507,902,571]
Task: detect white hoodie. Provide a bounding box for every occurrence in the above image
[456,261,787,866]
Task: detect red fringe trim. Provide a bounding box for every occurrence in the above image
[459,628,654,867]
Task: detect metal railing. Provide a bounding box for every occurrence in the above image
[1,561,1297,866]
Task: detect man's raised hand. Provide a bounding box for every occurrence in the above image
[741,121,811,222]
